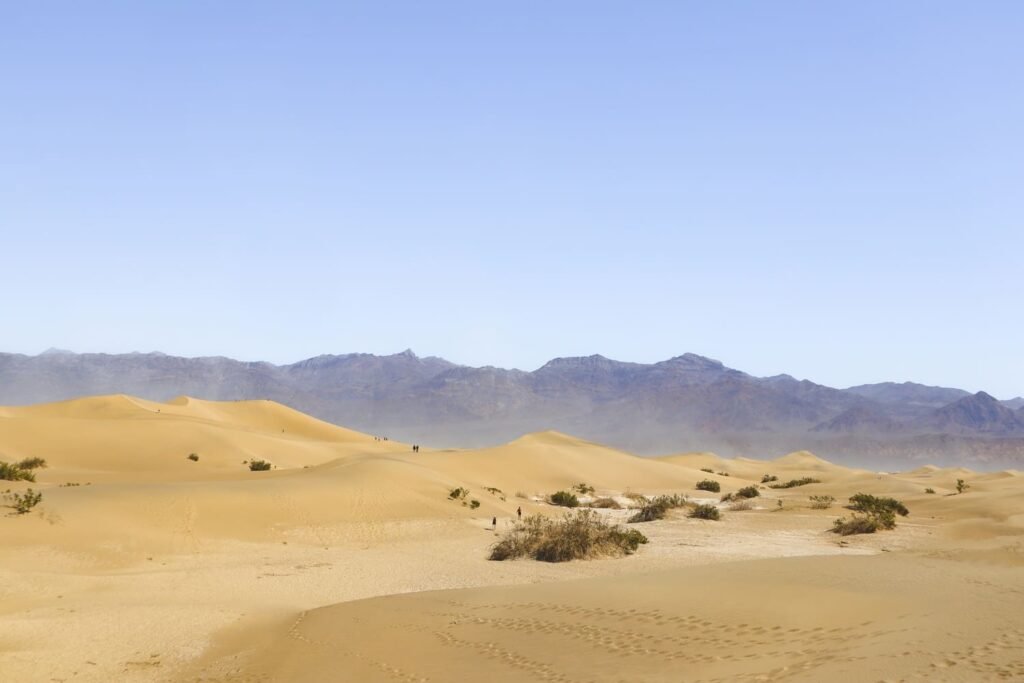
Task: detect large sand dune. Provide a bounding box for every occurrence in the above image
[1,395,1021,682]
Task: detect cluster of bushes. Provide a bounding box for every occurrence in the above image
[448,487,481,509]
[484,486,506,501]
[831,493,909,535]
[3,488,42,515]
[248,459,272,471]
[549,490,580,508]
[808,495,835,509]
[490,510,647,562]
[700,468,714,474]
[695,479,721,493]
[769,477,821,489]
[0,458,47,482]
[720,485,760,503]
[689,504,721,520]
[628,494,688,523]
[572,482,595,495]
[761,474,778,483]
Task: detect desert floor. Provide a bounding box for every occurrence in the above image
[1,396,1022,682]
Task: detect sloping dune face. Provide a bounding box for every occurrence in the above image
[1,395,1023,683]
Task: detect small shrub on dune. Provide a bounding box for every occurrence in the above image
[831,515,884,536]
[761,474,778,483]
[628,494,687,523]
[623,491,648,504]
[717,471,730,477]
[769,477,821,489]
[489,510,647,562]
[187,453,199,462]
[695,479,721,493]
[16,457,47,471]
[469,499,481,509]
[735,485,760,499]
[0,462,35,482]
[956,479,969,494]
[689,504,721,520]
[549,490,580,508]
[248,460,272,471]
[848,493,908,518]
[448,487,469,501]
[700,468,714,474]
[589,497,621,509]
[808,495,835,509]
[572,482,595,495]
[925,487,936,494]
[728,498,754,511]
[3,488,42,515]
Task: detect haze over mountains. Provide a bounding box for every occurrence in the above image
[2,349,1022,467]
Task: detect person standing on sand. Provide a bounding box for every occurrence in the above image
[517,506,522,521]
[492,516,497,529]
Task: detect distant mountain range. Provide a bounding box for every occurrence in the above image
[2,349,1022,468]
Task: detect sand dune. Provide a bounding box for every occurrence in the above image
[1,395,1022,682]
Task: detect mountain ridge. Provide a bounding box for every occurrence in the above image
[1,349,1021,468]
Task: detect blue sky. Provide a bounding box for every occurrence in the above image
[2,2,1022,396]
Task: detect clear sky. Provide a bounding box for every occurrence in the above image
[2,2,1022,397]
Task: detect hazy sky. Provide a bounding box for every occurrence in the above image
[2,2,1022,396]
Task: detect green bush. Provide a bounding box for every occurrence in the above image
[489,510,647,562]
[627,494,687,523]
[848,493,908,517]
[449,486,469,500]
[16,457,47,470]
[549,490,580,508]
[248,460,272,471]
[695,479,721,493]
[735,485,760,499]
[689,504,721,520]
[831,514,884,535]
[0,462,35,482]
[4,488,42,515]
[956,479,969,494]
[469,499,481,509]
[808,495,835,509]
[769,477,821,489]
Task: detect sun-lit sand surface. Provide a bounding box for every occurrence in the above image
[1,396,1022,682]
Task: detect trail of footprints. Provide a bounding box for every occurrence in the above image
[279,603,1024,682]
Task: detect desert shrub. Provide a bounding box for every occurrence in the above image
[572,482,596,495]
[627,494,687,523]
[700,468,714,473]
[16,457,47,470]
[728,498,754,511]
[0,462,35,482]
[769,477,821,489]
[489,510,647,562]
[248,460,272,471]
[848,493,908,517]
[717,471,730,477]
[720,492,734,502]
[623,491,648,504]
[470,499,481,509]
[449,486,470,501]
[831,515,883,535]
[956,479,969,494]
[549,490,580,508]
[761,474,778,483]
[735,485,760,499]
[689,504,721,520]
[695,479,721,493]
[4,488,42,515]
[187,453,199,462]
[924,487,935,494]
[808,495,835,509]
[589,497,621,509]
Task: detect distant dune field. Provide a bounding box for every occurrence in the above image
[1,396,1021,682]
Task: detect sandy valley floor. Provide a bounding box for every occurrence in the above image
[1,396,1022,682]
